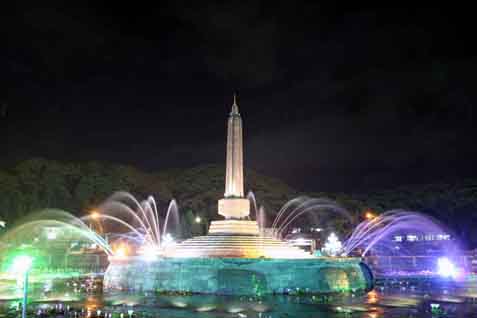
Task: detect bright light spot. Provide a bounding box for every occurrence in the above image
[10,255,33,274]
[437,234,450,240]
[227,307,244,313]
[295,238,306,245]
[430,303,440,310]
[365,211,376,220]
[0,221,5,228]
[406,234,418,242]
[367,290,379,304]
[437,257,458,278]
[196,305,216,312]
[171,301,187,308]
[162,233,175,246]
[90,211,100,219]
[114,246,128,259]
[322,232,343,257]
[139,244,160,261]
[46,228,57,240]
[43,281,53,292]
[430,303,442,314]
[195,216,201,223]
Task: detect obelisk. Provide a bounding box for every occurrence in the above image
[218,94,250,219]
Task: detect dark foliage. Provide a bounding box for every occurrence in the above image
[1,158,476,246]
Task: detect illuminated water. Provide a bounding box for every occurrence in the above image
[0,192,180,265]
[343,210,461,257]
[85,192,180,254]
[1,194,472,316]
[1,275,476,318]
[0,209,113,259]
[261,196,353,239]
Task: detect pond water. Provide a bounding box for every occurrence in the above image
[1,275,477,318]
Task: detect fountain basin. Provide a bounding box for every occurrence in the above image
[104,256,374,295]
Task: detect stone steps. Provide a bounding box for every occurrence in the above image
[208,220,260,235]
[165,235,313,259]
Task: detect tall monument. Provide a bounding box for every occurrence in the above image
[224,94,244,198]
[218,94,250,219]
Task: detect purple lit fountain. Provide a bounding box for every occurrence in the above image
[342,210,465,278]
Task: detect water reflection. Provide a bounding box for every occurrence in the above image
[0,275,477,318]
[366,290,379,304]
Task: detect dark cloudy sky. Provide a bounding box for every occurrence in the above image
[2,2,476,192]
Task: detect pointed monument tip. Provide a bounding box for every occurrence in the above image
[231,92,239,115]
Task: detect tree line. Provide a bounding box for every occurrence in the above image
[1,158,477,245]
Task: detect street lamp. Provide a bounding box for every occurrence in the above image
[364,210,376,220]
[195,216,201,223]
[90,210,100,219]
[89,210,105,234]
[10,255,33,318]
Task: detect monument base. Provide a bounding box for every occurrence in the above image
[218,198,250,219]
[104,257,374,295]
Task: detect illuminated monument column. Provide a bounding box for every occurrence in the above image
[224,96,244,200]
[218,94,250,219]
[209,95,258,235]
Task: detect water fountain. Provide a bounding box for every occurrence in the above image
[342,210,464,277]
[0,209,112,300]
[0,209,113,259]
[103,96,374,295]
[81,192,180,258]
[269,196,353,239]
[342,210,458,257]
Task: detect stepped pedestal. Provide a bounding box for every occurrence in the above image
[164,235,314,259]
[208,220,259,236]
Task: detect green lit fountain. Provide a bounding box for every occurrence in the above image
[104,95,374,295]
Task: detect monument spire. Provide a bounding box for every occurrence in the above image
[218,93,250,219]
[225,93,243,197]
[231,92,239,114]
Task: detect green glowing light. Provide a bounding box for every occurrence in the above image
[1,245,49,273]
[10,255,33,274]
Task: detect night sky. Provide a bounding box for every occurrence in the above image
[2,2,476,192]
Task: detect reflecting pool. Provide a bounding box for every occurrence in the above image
[1,274,477,318]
